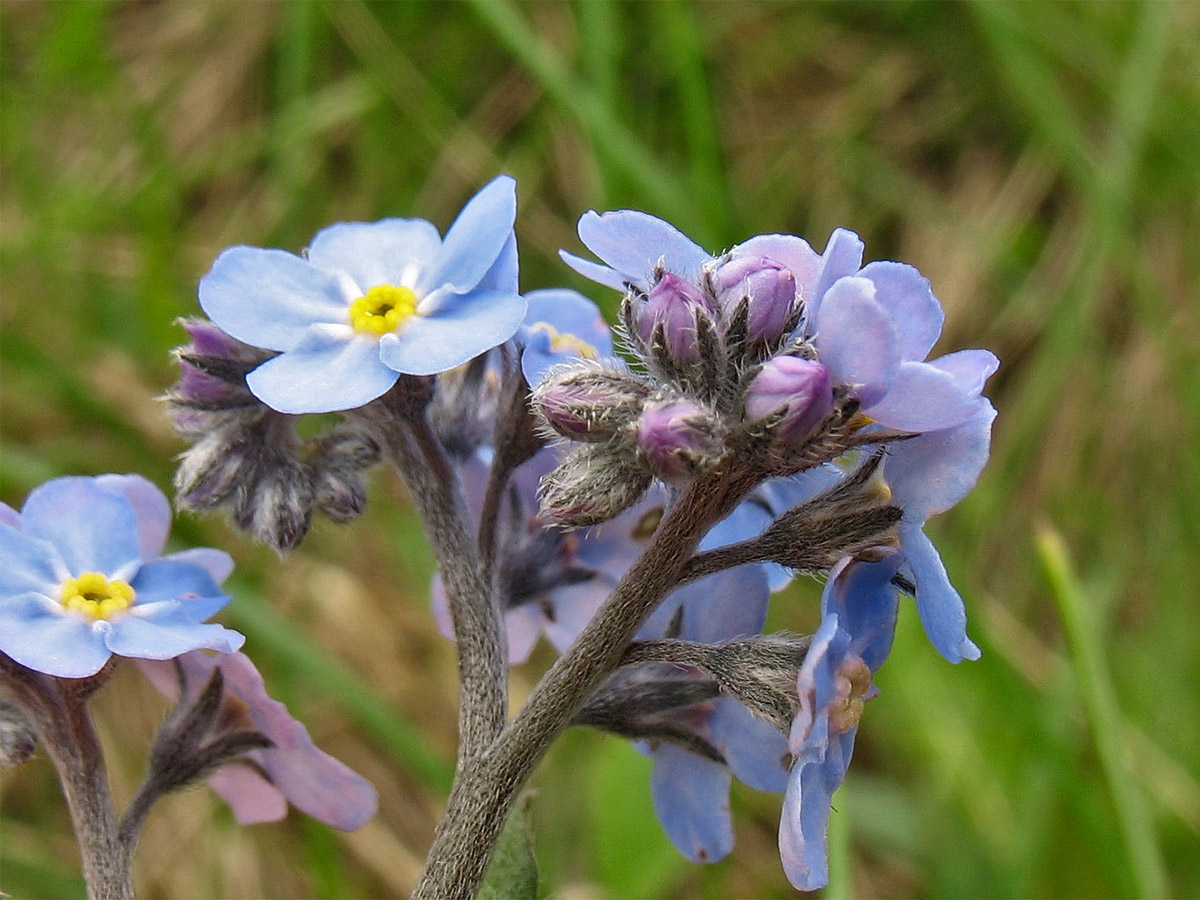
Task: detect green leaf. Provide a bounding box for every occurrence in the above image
[478,793,538,900]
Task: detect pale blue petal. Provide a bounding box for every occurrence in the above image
[558,250,627,292]
[306,218,442,292]
[247,326,399,414]
[0,502,18,529]
[0,525,63,596]
[807,228,864,325]
[678,566,769,644]
[710,697,789,793]
[813,276,899,407]
[504,605,544,664]
[928,348,999,396]
[106,607,244,660]
[21,477,141,577]
[94,474,170,560]
[859,261,943,361]
[0,592,113,677]
[421,176,517,293]
[476,232,519,293]
[779,728,856,892]
[576,210,711,285]
[886,403,996,521]
[161,548,234,585]
[901,523,980,663]
[651,743,734,863]
[131,560,229,620]
[864,360,984,432]
[378,290,526,376]
[199,247,354,352]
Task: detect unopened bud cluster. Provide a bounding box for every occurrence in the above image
[167,320,380,551]
[532,255,875,526]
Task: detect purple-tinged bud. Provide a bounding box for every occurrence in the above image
[533,364,651,442]
[712,255,797,346]
[635,273,716,365]
[636,396,726,481]
[743,356,832,443]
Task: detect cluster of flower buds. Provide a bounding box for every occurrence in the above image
[535,212,996,532]
[167,320,380,551]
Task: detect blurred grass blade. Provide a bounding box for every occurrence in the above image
[1036,525,1168,899]
[464,0,711,243]
[826,785,853,900]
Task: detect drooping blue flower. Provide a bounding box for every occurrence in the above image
[0,475,242,678]
[778,550,900,891]
[138,650,377,830]
[199,176,528,414]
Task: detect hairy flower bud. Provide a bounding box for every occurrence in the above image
[711,255,797,347]
[573,665,725,763]
[533,363,650,442]
[635,273,717,366]
[636,396,726,481]
[539,444,652,527]
[743,355,832,443]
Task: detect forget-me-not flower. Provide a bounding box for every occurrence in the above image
[199,176,528,414]
[0,475,242,678]
[778,550,900,891]
[138,650,377,830]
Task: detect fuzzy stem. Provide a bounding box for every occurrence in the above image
[411,465,760,899]
[0,657,134,900]
[353,386,508,759]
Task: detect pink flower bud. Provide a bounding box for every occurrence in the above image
[635,273,716,365]
[636,397,725,481]
[533,365,650,442]
[712,255,797,345]
[743,356,832,443]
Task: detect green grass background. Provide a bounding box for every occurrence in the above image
[2,1,1198,897]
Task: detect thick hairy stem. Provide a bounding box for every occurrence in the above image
[0,661,134,900]
[353,389,507,759]
[412,466,761,899]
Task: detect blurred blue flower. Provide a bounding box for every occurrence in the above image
[637,565,790,864]
[199,175,527,414]
[138,650,377,830]
[518,288,612,386]
[0,475,242,678]
[778,551,900,891]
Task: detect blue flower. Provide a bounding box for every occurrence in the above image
[0,475,243,678]
[636,565,790,864]
[199,176,528,414]
[518,288,612,386]
[778,551,901,891]
[138,650,377,830]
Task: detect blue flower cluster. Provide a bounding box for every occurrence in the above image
[3,176,996,893]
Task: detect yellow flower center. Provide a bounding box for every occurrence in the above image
[828,655,872,734]
[60,572,135,621]
[529,322,598,359]
[349,284,418,336]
